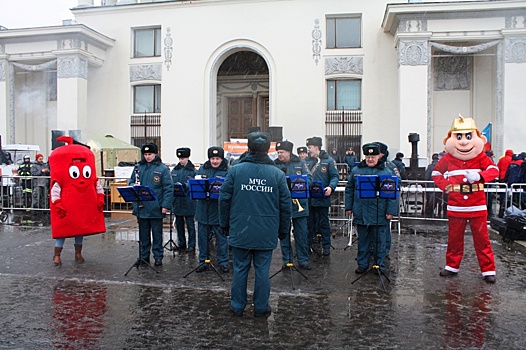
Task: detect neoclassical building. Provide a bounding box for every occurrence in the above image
[0,0,525,167]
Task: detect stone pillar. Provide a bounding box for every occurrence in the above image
[0,56,7,142]
[502,36,526,156]
[56,55,88,131]
[397,39,430,158]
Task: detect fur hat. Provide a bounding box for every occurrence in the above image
[176,147,191,158]
[207,146,224,159]
[297,146,307,154]
[306,137,322,148]
[362,143,380,156]
[276,140,294,153]
[141,143,158,154]
[247,132,271,153]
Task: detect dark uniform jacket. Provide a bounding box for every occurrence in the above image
[305,151,340,208]
[274,154,310,218]
[128,156,174,219]
[219,152,292,250]
[171,160,197,216]
[195,158,228,225]
[344,160,399,226]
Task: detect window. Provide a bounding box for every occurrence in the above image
[134,85,161,113]
[326,16,361,49]
[327,80,361,110]
[134,27,161,57]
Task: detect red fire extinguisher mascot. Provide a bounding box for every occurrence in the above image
[432,115,499,283]
[49,136,106,266]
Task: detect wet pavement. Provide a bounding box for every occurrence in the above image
[1,213,526,349]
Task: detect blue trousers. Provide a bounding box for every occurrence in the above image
[138,218,164,260]
[356,224,388,271]
[280,217,309,265]
[198,223,229,267]
[55,236,83,247]
[308,206,331,250]
[175,215,196,249]
[231,247,273,315]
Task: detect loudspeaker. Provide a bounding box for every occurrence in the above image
[267,126,283,142]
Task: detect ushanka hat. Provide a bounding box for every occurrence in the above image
[306,137,322,148]
[362,143,380,156]
[176,147,191,158]
[297,146,307,154]
[247,132,271,153]
[207,146,224,159]
[276,140,294,153]
[141,143,158,154]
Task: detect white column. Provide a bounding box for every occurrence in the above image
[0,57,7,142]
[397,40,430,160]
[56,55,88,131]
[502,36,526,156]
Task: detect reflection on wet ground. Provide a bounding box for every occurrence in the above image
[1,217,525,349]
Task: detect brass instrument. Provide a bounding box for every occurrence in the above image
[292,198,305,212]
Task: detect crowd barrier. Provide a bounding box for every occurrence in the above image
[1,175,524,230]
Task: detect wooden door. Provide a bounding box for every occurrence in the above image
[228,97,255,139]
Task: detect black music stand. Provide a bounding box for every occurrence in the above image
[183,178,225,281]
[350,175,398,291]
[119,185,160,276]
[164,182,187,255]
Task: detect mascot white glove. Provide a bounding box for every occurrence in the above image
[465,171,481,184]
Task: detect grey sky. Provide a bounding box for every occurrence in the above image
[0,0,78,29]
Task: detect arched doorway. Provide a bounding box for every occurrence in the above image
[216,51,269,142]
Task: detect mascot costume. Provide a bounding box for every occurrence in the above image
[432,115,499,283]
[49,136,106,265]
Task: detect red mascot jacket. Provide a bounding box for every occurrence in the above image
[432,152,499,218]
[49,136,106,239]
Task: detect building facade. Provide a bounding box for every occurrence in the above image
[0,0,525,167]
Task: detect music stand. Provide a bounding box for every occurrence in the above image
[183,178,225,281]
[119,185,160,276]
[350,175,398,291]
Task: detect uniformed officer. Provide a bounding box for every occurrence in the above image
[219,132,292,317]
[171,147,197,253]
[274,140,311,269]
[297,146,308,161]
[345,143,399,273]
[305,136,339,256]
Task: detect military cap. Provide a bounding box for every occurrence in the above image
[306,137,322,148]
[141,143,158,154]
[276,140,294,153]
[176,147,191,158]
[207,146,225,159]
[375,142,389,156]
[247,132,271,153]
[297,146,307,154]
[362,143,380,156]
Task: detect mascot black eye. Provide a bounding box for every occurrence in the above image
[456,134,462,140]
[83,165,92,179]
[69,165,80,179]
[466,133,472,140]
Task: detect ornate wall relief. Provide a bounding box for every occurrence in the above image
[130,63,162,82]
[433,56,471,91]
[398,17,427,32]
[505,16,526,29]
[57,39,87,51]
[0,43,4,53]
[505,37,526,63]
[164,27,173,71]
[398,40,429,66]
[325,56,363,75]
[57,56,88,79]
[312,19,322,65]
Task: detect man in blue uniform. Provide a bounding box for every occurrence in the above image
[274,140,311,270]
[305,137,339,256]
[171,147,197,253]
[345,143,399,273]
[219,132,292,317]
[195,146,229,273]
[129,143,174,267]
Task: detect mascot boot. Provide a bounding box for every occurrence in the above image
[53,247,63,266]
[74,244,85,263]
